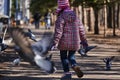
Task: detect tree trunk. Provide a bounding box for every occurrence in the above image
[117,3,120,28]
[90,8,94,31]
[113,4,116,36]
[118,3,120,29]
[107,6,112,28]
[51,13,56,26]
[87,9,91,31]
[82,6,84,24]
[104,3,107,37]
[78,6,82,21]
[93,8,99,34]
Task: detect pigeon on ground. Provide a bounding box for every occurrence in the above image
[103,56,115,70]
[9,27,56,73]
[12,58,21,66]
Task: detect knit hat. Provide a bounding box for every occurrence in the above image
[56,0,70,13]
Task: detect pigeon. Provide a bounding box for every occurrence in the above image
[0,25,12,52]
[12,58,21,66]
[9,27,56,73]
[14,45,56,73]
[0,37,9,52]
[24,29,37,42]
[14,45,34,63]
[78,45,97,56]
[103,56,115,70]
[0,43,8,52]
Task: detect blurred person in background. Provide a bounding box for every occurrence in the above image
[44,10,51,29]
[33,12,41,29]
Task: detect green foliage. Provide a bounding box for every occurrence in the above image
[30,0,57,16]
[11,0,16,17]
[106,0,120,6]
[72,0,105,9]
[11,0,20,18]
[72,0,120,8]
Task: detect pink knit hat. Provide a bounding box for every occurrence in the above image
[56,0,70,13]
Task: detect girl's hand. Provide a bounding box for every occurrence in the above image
[51,44,58,50]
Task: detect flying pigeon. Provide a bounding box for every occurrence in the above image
[14,45,34,63]
[24,29,37,42]
[9,27,56,73]
[78,45,97,56]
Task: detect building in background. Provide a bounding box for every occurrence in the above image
[0,0,31,25]
[0,0,5,15]
[21,0,30,21]
[0,0,11,25]
[15,0,30,25]
[0,0,11,17]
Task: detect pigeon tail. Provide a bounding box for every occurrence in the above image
[34,55,56,73]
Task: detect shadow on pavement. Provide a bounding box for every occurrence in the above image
[0,76,119,80]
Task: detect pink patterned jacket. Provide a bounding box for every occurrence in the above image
[53,10,87,50]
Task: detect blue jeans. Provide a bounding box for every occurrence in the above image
[60,50,77,72]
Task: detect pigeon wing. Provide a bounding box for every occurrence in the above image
[9,27,35,63]
[32,36,53,56]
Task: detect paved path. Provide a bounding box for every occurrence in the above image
[0,25,120,80]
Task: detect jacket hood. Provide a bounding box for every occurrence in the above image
[62,10,76,22]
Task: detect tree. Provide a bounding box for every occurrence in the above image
[11,0,16,18]
[29,0,120,36]
[73,0,105,34]
[72,0,120,35]
[11,0,21,18]
[107,0,120,36]
[30,0,57,16]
